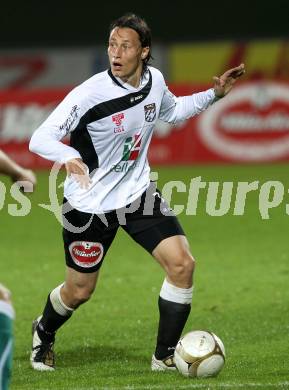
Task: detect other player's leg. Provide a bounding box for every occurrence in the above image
[0,284,14,389]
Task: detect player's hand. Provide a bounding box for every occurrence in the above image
[65,158,91,189]
[11,168,37,192]
[0,283,12,304]
[213,63,245,98]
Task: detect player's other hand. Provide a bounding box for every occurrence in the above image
[213,63,245,98]
[0,283,12,304]
[65,158,91,189]
[12,168,37,192]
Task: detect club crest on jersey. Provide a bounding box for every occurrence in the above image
[69,241,104,268]
[112,112,125,133]
[144,103,156,122]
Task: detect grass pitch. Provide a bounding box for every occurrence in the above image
[1,164,288,390]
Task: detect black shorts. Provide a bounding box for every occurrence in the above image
[62,183,185,273]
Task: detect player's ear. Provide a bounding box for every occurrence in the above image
[141,47,150,60]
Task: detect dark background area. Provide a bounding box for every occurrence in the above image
[1,0,289,47]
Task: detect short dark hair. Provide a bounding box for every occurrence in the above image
[109,13,152,69]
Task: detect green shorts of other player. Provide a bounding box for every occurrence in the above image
[0,297,15,390]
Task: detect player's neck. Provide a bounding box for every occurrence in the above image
[120,66,143,88]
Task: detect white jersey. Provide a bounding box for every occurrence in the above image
[30,66,216,213]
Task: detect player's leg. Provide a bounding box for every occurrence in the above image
[61,267,99,308]
[36,268,99,342]
[153,235,194,287]
[31,268,100,372]
[31,200,118,371]
[123,184,194,370]
[152,234,195,368]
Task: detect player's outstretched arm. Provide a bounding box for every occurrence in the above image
[0,149,36,189]
[213,63,245,98]
[159,63,245,124]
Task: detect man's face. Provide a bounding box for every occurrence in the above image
[108,27,149,82]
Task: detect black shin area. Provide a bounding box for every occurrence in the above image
[37,294,72,343]
[155,296,191,360]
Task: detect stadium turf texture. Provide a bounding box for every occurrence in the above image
[1,164,288,390]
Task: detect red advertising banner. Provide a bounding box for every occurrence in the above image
[1,82,289,168]
[149,82,289,164]
[0,88,70,168]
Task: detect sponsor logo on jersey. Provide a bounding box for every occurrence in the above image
[69,241,103,268]
[109,135,142,172]
[122,135,141,161]
[114,126,125,134]
[59,105,80,133]
[112,112,125,133]
[144,103,156,122]
[110,160,140,172]
[130,94,143,103]
[112,113,124,126]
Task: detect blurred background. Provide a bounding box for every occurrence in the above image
[1,0,289,167]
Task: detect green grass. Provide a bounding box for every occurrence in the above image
[1,164,289,390]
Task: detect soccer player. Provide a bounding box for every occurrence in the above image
[29,13,245,371]
[0,284,14,390]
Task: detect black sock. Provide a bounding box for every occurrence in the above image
[37,294,72,343]
[155,296,191,360]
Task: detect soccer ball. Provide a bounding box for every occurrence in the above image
[174,330,225,378]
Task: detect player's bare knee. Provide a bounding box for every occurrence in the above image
[70,285,95,307]
[78,286,94,302]
[169,252,195,279]
[177,251,195,274]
